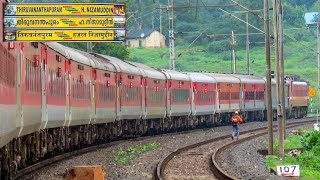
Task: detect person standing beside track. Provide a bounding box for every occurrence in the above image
[231,111,242,140]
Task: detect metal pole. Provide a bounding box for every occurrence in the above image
[152,5,155,29]
[318,0,320,122]
[273,0,284,160]
[168,0,175,70]
[279,0,286,140]
[232,31,236,74]
[246,13,250,75]
[160,4,162,35]
[87,42,91,53]
[265,0,273,155]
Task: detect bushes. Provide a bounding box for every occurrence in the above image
[128,56,145,63]
[207,40,229,53]
[298,130,320,170]
[266,129,320,179]
[302,130,320,151]
[297,151,320,169]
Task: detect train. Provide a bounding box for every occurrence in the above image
[0,42,309,178]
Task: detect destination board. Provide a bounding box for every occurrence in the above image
[4,3,125,16]
[3,29,125,42]
[2,3,126,42]
[4,16,125,29]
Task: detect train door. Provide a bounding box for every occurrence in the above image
[91,70,96,123]
[118,73,123,114]
[144,78,148,117]
[192,82,196,114]
[229,86,231,110]
[240,84,244,110]
[40,46,47,129]
[217,83,221,112]
[140,76,146,118]
[65,60,71,126]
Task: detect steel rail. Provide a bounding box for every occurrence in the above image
[210,120,315,180]
[12,125,215,180]
[155,117,317,180]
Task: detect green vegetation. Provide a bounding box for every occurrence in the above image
[112,143,160,164]
[15,0,318,106]
[128,39,319,108]
[265,129,320,179]
[124,0,319,108]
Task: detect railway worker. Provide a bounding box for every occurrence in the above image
[231,111,242,140]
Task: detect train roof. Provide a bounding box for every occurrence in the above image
[204,73,240,83]
[231,74,265,84]
[185,72,217,83]
[160,69,191,81]
[129,62,166,80]
[263,78,290,86]
[94,54,142,75]
[292,81,308,85]
[74,50,117,72]
[45,42,95,67]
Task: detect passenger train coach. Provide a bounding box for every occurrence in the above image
[0,42,309,178]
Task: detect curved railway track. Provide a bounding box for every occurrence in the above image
[13,125,216,180]
[155,117,317,180]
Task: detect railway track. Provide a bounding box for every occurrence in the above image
[155,117,317,180]
[13,125,215,180]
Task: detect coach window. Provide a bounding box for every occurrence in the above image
[0,48,15,88]
[220,92,229,100]
[173,89,189,102]
[25,58,42,93]
[256,91,264,100]
[198,90,214,103]
[72,77,90,100]
[250,92,254,100]
[208,91,214,102]
[245,91,255,100]
[231,92,239,100]
[99,83,105,103]
[98,84,103,102]
[48,68,65,97]
[123,84,139,102]
[245,91,249,99]
[122,85,127,101]
[197,91,202,101]
[106,82,114,102]
[148,86,164,103]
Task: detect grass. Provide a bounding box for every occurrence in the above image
[112,143,160,164]
[273,133,304,150]
[265,128,320,179]
[128,39,319,106]
[265,155,320,179]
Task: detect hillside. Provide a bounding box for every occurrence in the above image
[128,40,318,84]
[128,37,319,110]
[23,0,317,109]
